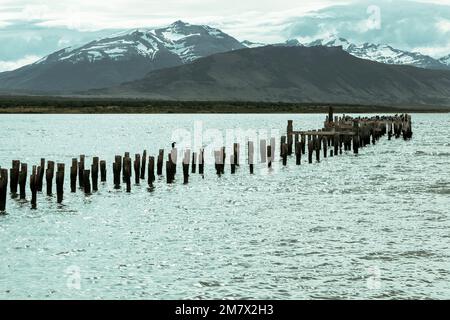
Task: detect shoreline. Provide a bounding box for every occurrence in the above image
[0,96,449,114]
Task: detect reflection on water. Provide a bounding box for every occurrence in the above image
[0,113,449,299]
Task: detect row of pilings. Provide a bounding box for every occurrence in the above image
[0,111,413,213]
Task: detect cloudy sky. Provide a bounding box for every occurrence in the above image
[1,0,450,71]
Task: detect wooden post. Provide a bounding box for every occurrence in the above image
[157,149,164,175]
[191,152,197,174]
[123,152,130,182]
[148,156,155,187]
[30,166,37,209]
[308,140,313,164]
[10,160,20,196]
[199,149,204,175]
[113,155,122,189]
[70,158,77,192]
[124,156,131,192]
[19,163,27,200]
[280,136,286,157]
[56,163,64,203]
[233,144,239,167]
[230,155,236,174]
[301,134,306,155]
[315,137,320,163]
[248,141,254,174]
[220,147,225,174]
[37,158,45,192]
[267,145,272,168]
[333,134,339,156]
[183,150,190,184]
[287,120,293,155]
[134,154,141,185]
[92,157,99,191]
[323,137,328,158]
[295,141,301,165]
[83,170,91,195]
[100,160,106,182]
[0,169,7,212]
[46,161,55,196]
[140,150,147,179]
[166,160,174,183]
[78,155,85,188]
[270,137,276,163]
[214,151,221,176]
[281,143,288,166]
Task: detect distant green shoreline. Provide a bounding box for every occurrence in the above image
[0,96,449,113]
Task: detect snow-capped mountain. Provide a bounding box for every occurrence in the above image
[41,20,244,65]
[0,21,245,92]
[305,37,449,70]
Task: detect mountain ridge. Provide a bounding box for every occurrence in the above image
[94,45,450,106]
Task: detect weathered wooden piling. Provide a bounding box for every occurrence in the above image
[134,154,141,184]
[248,141,254,174]
[122,152,129,182]
[148,156,155,187]
[113,155,122,189]
[233,144,239,167]
[333,134,339,156]
[91,157,99,191]
[301,134,306,155]
[287,120,293,155]
[157,149,164,176]
[83,170,91,194]
[281,143,288,166]
[140,150,147,180]
[323,137,328,158]
[315,137,320,163]
[199,149,204,175]
[78,155,85,188]
[230,155,236,174]
[280,136,286,157]
[191,152,197,174]
[0,169,8,212]
[214,150,222,176]
[166,160,174,183]
[46,161,55,196]
[19,163,27,200]
[183,150,190,184]
[56,163,64,203]
[10,160,20,196]
[70,158,77,192]
[100,160,106,182]
[267,145,272,168]
[308,140,313,164]
[30,166,37,209]
[123,156,132,191]
[295,141,301,165]
[37,158,45,192]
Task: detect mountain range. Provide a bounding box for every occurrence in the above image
[242,37,450,70]
[0,20,450,106]
[0,21,244,92]
[93,45,450,106]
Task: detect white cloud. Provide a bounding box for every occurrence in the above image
[0,55,40,72]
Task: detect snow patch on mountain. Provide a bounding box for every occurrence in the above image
[35,20,244,66]
[305,37,449,69]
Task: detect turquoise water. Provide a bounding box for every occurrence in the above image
[0,113,449,299]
